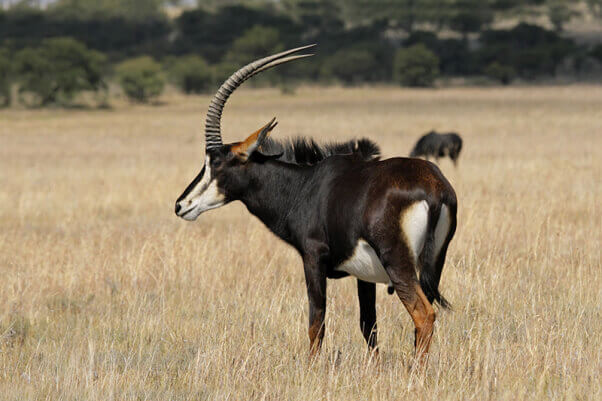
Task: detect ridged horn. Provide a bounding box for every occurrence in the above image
[204,44,316,150]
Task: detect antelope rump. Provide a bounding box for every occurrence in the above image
[175,45,458,362]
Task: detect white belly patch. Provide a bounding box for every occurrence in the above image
[335,239,390,284]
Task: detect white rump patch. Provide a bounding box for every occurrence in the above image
[335,240,390,284]
[434,204,451,258]
[400,200,429,263]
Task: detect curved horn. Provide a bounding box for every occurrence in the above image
[204,44,316,150]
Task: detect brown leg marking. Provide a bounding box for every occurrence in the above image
[302,250,327,361]
[369,347,380,363]
[399,283,436,364]
[308,317,324,359]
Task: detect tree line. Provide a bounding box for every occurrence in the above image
[0,0,601,107]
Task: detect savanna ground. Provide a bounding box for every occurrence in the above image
[0,86,600,400]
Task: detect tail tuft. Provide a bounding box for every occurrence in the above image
[420,272,451,309]
[419,204,452,310]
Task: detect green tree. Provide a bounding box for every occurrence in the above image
[4,0,42,11]
[337,0,497,34]
[586,0,602,18]
[393,44,440,87]
[336,0,423,33]
[449,0,494,37]
[320,49,379,84]
[0,48,12,107]
[14,38,106,107]
[222,25,284,85]
[211,61,241,87]
[116,56,165,103]
[422,0,457,32]
[51,0,165,19]
[490,0,546,20]
[197,0,274,9]
[590,44,602,63]
[283,0,344,33]
[477,23,577,79]
[224,25,283,66]
[546,0,580,32]
[169,55,212,94]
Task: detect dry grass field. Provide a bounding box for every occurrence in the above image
[0,86,600,400]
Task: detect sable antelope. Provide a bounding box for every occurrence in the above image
[410,131,463,166]
[175,45,457,362]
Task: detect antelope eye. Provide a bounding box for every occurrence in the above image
[210,158,222,168]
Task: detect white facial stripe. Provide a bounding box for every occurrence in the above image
[178,157,226,221]
[187,159,213,199]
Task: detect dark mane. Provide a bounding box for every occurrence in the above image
[259,137,381,165]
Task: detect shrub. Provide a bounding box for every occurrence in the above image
[0,48,11,107]
[320,49,379,84]
[116,56,164,103]
[393,44,440,87]
[484,62,516,85]
[169,55,212,94]
[14,38,106,107]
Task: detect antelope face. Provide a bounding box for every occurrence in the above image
[175,119,277,221]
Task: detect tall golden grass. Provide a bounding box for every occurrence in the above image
[0,86,600,400]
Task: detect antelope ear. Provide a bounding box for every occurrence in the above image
[232,117,278,159]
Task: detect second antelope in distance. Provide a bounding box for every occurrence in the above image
[410,130,463,166]
[175,45,458,363]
